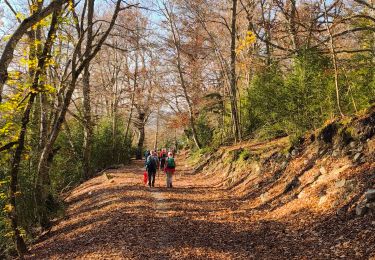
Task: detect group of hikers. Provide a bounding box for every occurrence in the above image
[144,149,176,188]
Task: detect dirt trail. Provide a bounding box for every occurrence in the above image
[26,159,375,259]
[26,160,246,259]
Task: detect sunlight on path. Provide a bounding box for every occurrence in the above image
[24,159,322,259]
[151,189,168,213]
[149,188,172,251]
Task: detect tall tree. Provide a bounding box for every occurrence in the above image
[8,7,61,256]
[162,1,202,149]
[82,0,95,179]
[322,0,345,117]
[229,0,241,142]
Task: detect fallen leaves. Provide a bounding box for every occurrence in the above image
[24,159,375,259]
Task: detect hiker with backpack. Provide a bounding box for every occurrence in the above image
[144,149,151,167]
[144,150,151,160]
[164,152,176,188]
[146,150,159,187]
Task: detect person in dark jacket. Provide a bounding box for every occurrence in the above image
[159,149,167,170]
[145,150,159,187]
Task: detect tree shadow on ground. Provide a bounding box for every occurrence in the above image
[29,201,375,259]
[29,182,375,260]
[28,201,290,259]
[26,160,375,259]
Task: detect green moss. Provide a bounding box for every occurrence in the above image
[338,126,357,144]
[187,150,203,164]
[222,149,243,165]
[232,149,243,161]
[341,117,353,126]
[239,149,251,161]
[188,147,216,165]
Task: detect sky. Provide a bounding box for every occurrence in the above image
[0,0,165,34]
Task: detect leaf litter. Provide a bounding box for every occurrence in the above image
[25,158,375,259]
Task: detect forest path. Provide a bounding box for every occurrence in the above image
[26,159,254,259]
[25,157,371,259]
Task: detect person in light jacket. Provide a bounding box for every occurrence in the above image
[164,152,176,188]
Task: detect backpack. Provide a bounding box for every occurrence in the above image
[146,156,157,171]
[166,157,175,169]
[144,150,150,159]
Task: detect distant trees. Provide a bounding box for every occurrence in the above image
[159,0,375,146]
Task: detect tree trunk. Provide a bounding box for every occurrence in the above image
[229,0,241,143]
[164,4,201,149]
[288,0,299,51]
[174,129,178,153]
[33,7,62,229]
[124,40,138,150]
[154,107,160,151]
[322,0,344,117]
[260,0,272,65]
[124,91,135,143]
[82,65,93,179]
[9,94,35,256]
[188,108,201,149]
[136,112,145,160]
[82,0,95,179]
[39,93,49,150]
[112,103,118,162]
[8,6,62,254]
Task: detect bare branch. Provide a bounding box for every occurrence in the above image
[4,0,22,23]
[353,0,375,10]
[0,141,18,152]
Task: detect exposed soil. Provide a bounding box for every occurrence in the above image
[25,157,375,259]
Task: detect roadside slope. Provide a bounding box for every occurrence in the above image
[195,106,375,258]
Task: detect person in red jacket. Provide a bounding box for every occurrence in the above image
[164,152,175,188]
